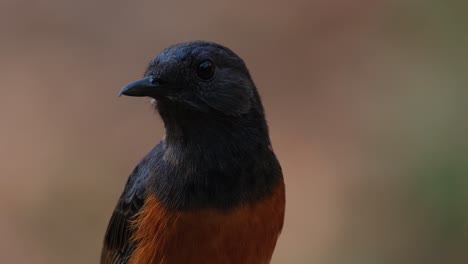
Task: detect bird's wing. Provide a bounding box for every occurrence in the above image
[101,164,148,264]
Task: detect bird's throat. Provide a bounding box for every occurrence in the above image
[151,111,281,210]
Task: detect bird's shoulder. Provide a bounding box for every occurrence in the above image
[101,143,163,264]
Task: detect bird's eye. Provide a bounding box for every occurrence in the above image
[197,60,215,80]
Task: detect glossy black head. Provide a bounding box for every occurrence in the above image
[120,41,259,117]
[119,42,282,210]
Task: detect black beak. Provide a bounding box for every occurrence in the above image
[118,76,166,97]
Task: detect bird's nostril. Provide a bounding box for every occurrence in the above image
[151,77,165,85]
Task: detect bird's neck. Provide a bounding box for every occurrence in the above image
[163,112,269,160]
[160,102,270,153]
[151,105,282,210]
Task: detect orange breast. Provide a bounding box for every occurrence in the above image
[129,180,285,264]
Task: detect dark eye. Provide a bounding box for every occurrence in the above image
[197,60,215,80]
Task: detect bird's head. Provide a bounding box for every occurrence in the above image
[119,41,261,118]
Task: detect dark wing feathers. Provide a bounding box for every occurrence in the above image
[101,165,147,264]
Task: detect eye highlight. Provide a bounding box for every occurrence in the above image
[197,60,215,80]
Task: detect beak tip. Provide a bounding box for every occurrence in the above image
[117,76,159,98]
[118,87,129,97]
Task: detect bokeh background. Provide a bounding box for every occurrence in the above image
[1,0,467,263]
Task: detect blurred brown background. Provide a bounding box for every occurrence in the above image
[1,0,467,263]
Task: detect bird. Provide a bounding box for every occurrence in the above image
[101,41,285,264]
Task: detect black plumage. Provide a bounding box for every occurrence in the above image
[101,41,283,264]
